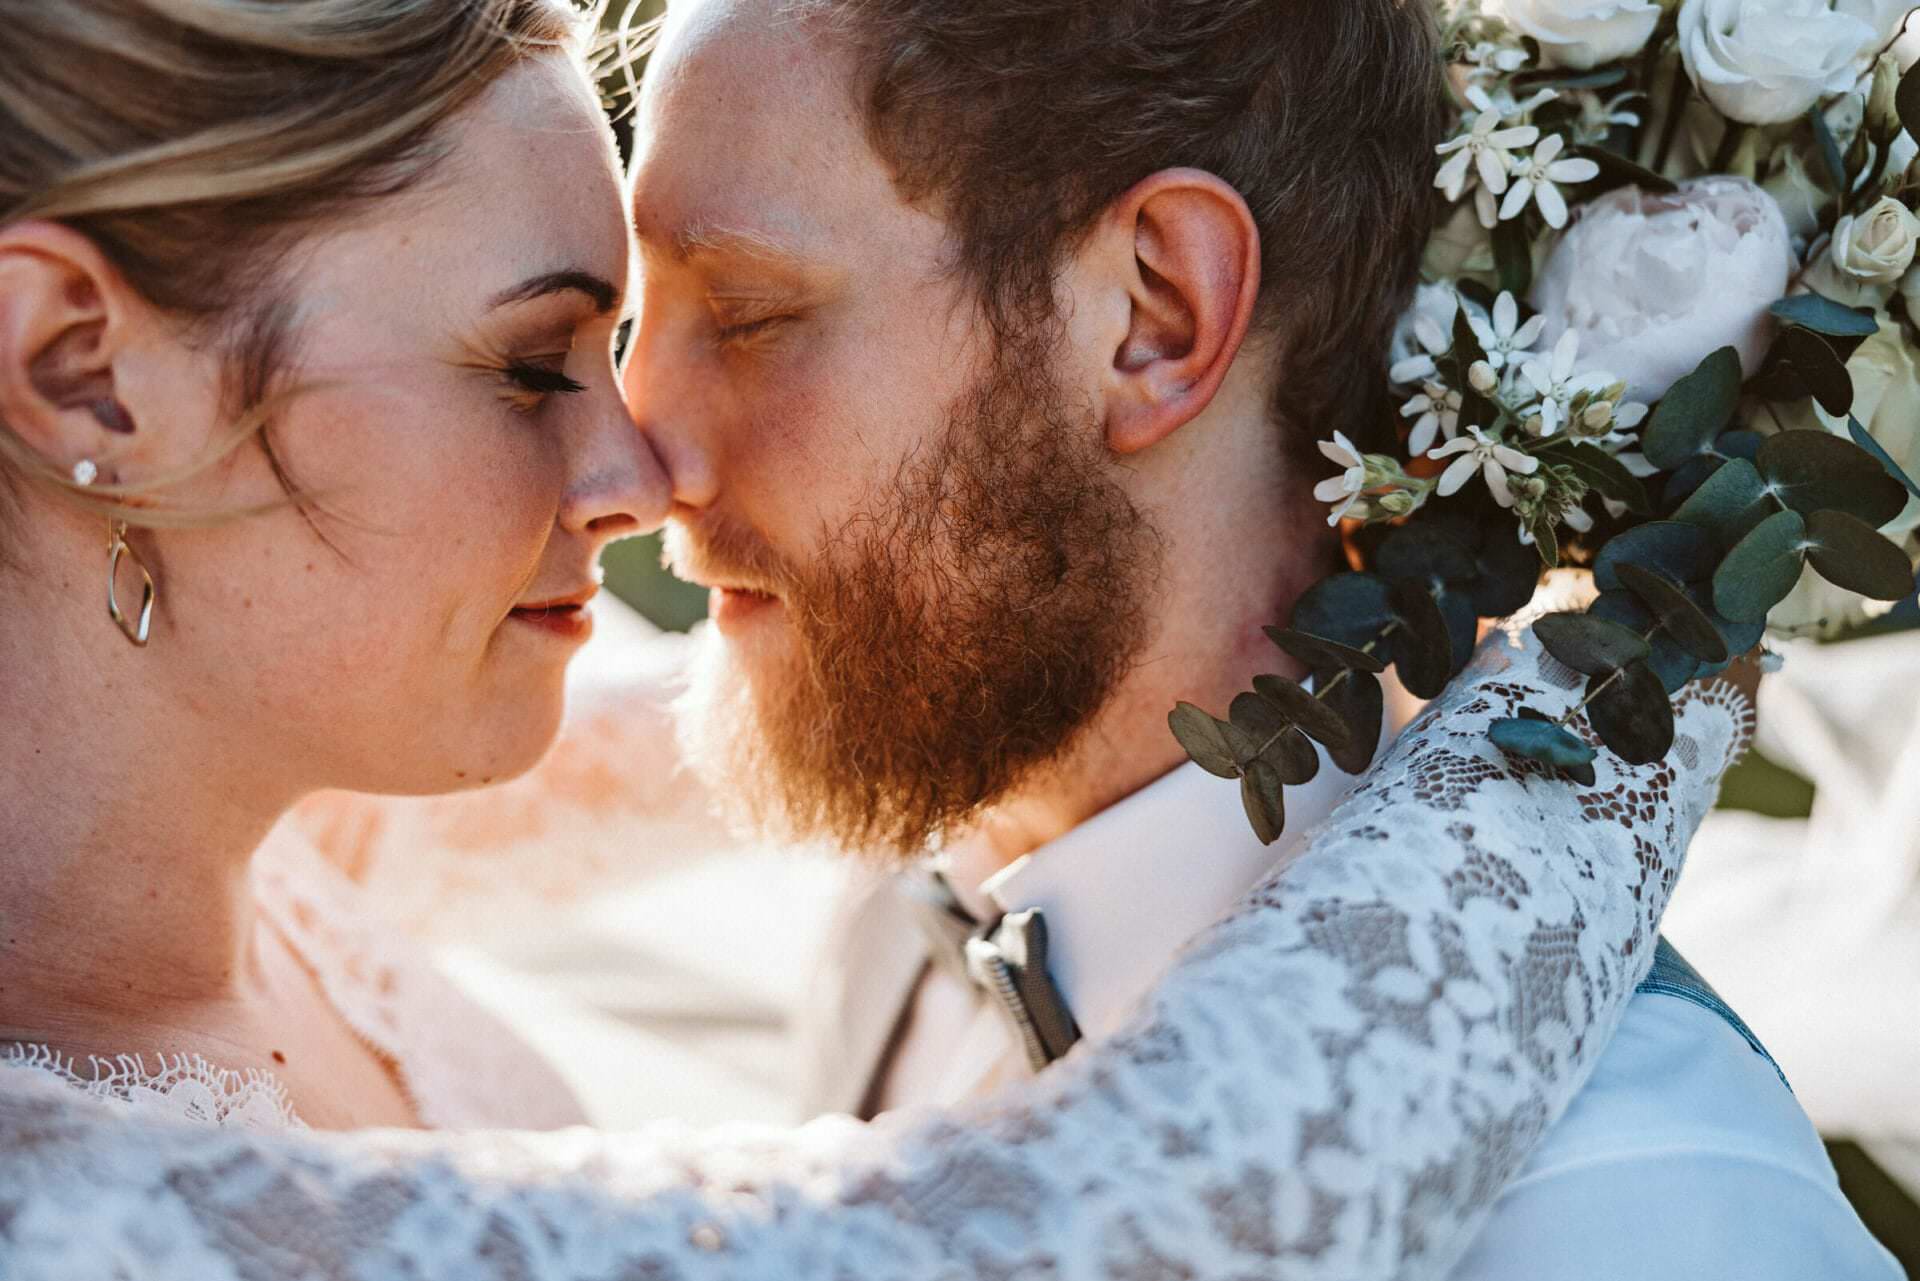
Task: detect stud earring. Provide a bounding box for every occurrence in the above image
[72,459,99,487]
[106,518,155,648]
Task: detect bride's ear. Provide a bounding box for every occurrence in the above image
[1095,169,1261,456]
[0,221,148,479]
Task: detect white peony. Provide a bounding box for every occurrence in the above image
[1530,176,1793,404]
[1678,0,1912,125]
[1804,195,1920,307]
[1492,0,1662,70]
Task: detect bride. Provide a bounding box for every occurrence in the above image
[0,0,1761,1276]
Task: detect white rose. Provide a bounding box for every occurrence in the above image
[1492,0,1661,70]
[1678,0,1911,125]
[1530,176,1793,403]
[1812,193,1920,305]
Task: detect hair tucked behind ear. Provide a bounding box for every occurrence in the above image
[0,0,590,528]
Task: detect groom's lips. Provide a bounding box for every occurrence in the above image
[709,583,782,630]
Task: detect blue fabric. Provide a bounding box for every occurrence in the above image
[1635,937,1790,1091]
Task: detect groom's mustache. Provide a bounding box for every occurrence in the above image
[661,514,797,600]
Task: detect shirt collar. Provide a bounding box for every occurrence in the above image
[970,731,1365,1042]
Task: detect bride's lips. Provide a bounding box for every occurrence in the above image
[508,587,597,643]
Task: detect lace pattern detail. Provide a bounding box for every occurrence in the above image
[0,625,1751,1281]
[0,1044,301,1133]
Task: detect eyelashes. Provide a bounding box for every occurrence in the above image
[503,359,586,397]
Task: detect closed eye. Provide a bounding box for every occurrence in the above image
[716,315,789,343]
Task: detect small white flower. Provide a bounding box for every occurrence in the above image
[1389,311,1454,385]
[1520,330,1605,436]
[1499,133,1600,228]
[1436,87,1542,203]
[1402,378,1463,455]
[1429,426,1540,509]
[1573,89,1644,143]
[1467,291,1548,370]
[1312,431,1368,525]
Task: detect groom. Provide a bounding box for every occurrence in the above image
[624,1,1892,1275]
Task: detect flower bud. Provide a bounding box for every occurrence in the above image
[1869,53,1903,141]
[1469,360,1500,394]
[1582,401,1615,431]
[1378,490,1419,516]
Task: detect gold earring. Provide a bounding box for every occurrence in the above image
[106,518,155,648]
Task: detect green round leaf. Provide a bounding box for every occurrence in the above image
[1253,674,1353,751]
[1805,509,1918,602]
[1642,346,1743,471]
[1587,589,1702,694]
[1169,703,1239,779]
[1229,693,1318,785]
[1229,691,1287,741]
[1594,521,1718,592]
[1713,509,1809,622]
[1848,415,1920,501]
[1376,525,1477,586]
[1263,627,1386,674]
[1290,573,1394,649]
[1753,327,1852,417]
[1758,429,1908,528]
[1616,563,1731,663]
[1472,526,1547,617]
[1319,670,1384,776]
[1387,579,1452,699]
[1240,761,1285,846]
[1489,716,1599,770]
[1768,293,1879,339]
[1586,661,1675,765]
[1670,456,1769,550]
[1534,611,1652,675]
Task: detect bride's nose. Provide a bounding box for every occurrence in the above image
[559,394,672,541]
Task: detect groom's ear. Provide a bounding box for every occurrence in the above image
[1093,168,1261,456]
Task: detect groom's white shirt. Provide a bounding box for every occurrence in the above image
[800,750,1900,1278]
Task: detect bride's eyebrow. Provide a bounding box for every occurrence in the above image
[488,269,622,315]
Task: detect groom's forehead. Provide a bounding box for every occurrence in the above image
[630,0,914,271]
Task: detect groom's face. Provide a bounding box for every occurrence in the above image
[625,0,1157,854]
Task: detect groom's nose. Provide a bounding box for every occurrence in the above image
[621,327,721,516]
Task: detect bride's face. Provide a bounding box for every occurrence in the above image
[88,58,664,797]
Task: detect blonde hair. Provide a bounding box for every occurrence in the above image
[0,0,590,528]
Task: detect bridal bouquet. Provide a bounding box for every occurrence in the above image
[1178,0,1920,841]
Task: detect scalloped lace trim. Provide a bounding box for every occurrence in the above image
[0,1043,302,1132]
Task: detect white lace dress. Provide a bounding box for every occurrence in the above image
[0,623,1752,1281]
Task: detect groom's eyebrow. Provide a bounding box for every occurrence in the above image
[488,270,622,314]
[671,222,811,270]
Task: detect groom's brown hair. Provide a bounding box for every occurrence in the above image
[805,0,1446,453]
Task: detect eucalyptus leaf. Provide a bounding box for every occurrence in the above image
[1290,572,1395,649]
[1757,429,1907,527]
[1534,612,1652,675]
[1812,103,1847,194]
[1663,453,1725,506]
[1493,219,1533,297]
[1587,589,1704,694]
[1671,456,1769,549]
[1263,627,1387,674]
[1253,674,1353,751]
[1616,563,1731,663]
[1387,579,1452,699]
[1169,703,1240,779]
[1805,509,1917,601]
[1769,293,1879,340]
[1717,429,1765,462]
[1229,691,1288,743]
[1899,61,1920,158]
[1437,589,1479,680]
[1752,327,1852,417]
[1472,530,1545,617]
[1376,524,1477,586]
[1270,725,1323,786]
[1713,509,1809,622]
[1642,346,1743,471]
[1318,669,1384,776]
[1240,761,1285,846]
[1540,440,1652,515]
[1489,716,1599,770]
[1849,415,1920,500]
[1571,144,1679,197]
[1586,661,1675,765]
[1593,520,1718,592]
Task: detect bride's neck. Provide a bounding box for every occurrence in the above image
[0,583,292,1025]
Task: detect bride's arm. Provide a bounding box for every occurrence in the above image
[0,624,1752,1281]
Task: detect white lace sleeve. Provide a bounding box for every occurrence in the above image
[0,625,1752,1281]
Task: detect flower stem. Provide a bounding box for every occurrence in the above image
[1651,60,1691,176]
[1248,623,1400,761]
